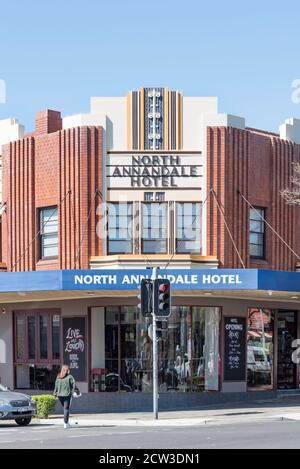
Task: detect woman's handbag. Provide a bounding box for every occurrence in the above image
[72,386,82,398]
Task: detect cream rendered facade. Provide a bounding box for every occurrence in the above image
[63,90,241,269]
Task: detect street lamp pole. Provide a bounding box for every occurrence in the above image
[152,266,158,420]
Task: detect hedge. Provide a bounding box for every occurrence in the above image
[31,395,57,419]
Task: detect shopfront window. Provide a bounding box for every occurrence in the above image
[108,203,133,254]
[142,203,167,253]
[247,308,274,390]
[39,315,48,360]
[192,307,220,391]
[16,316,25,360]
[176,203,202,254]
[277,311,297,389]
[28,316,36,360]
[14,310,61,389]
[52,314,60,360]
[104,306,221,393]
[105,308,120,376]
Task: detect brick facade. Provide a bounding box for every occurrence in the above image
[2,111,104,271]
[2,111,300,272]
[207,126,300,269]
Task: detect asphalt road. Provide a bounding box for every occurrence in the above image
[1,419,300,449]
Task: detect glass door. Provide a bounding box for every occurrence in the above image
[277,312,297,389]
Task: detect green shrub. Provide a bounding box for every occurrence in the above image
[32,395,57,419]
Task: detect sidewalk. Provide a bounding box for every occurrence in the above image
[37,399,300,427]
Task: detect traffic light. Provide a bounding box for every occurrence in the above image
[154,278,171,317]
[137,279,153,317]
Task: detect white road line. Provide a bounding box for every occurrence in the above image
[67,430,140,439]
[0,428,18,431]
[31,430,49,433]
[0,441,14,444]
[18,438,43,442]
[121,431,139,435]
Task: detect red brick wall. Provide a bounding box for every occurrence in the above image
[2,113,104,272]
[2,137,36,271]
[207,126,300,270]
[35,110,62,136]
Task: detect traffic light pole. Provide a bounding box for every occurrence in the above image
[151,266,158,420]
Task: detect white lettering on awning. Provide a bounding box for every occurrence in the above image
[202,274,242,285]
[74,274,117,285]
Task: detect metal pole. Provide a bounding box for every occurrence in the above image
[152,266,158,420]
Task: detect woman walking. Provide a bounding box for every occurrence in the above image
[53,365,76,429]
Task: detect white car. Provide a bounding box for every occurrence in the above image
[247,346,272,385]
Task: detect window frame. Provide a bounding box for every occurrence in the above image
[39,206,59,260]
[175,202,202,254]
[13,309,62,365]
[249,207,266,260]
[107,202,134,255]
[141,202,168,254]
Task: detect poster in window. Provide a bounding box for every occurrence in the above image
[63,317,86,381]
[224,317,246,381]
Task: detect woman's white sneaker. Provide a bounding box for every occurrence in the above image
[64,422,71,429]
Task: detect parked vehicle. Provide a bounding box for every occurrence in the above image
[247,346,272,385]
[0,384,36,426]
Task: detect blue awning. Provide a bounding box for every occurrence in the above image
[0,269,298,293]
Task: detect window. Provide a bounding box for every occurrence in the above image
[52,315,60,360]
[108,203,133,254]
[249,208,265,259]
[28,316,36,360]
[14,311,61,390]
[142,203,167,253]
[16,316,25,360]
[39,315,48,360]
[14,311,61,364]
[104,306,221,393]
[247,308,274,390]
[39,206,58,259]
[176,203,202,253]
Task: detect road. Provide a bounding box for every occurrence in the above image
[1,419,300,449]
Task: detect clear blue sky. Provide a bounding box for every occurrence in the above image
[0,0,299,133]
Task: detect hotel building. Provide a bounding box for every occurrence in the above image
[0,87,300,410]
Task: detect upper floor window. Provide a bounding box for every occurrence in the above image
[176,202,202,254]
[108,203,133,254]
[249,208,265,259]
[39,206,58,259]
[142,202,167,254]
